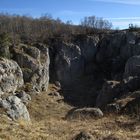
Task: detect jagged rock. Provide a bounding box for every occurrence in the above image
[124,55,140,78]
[73,131,94,140]
[0,58,23,95]
[96,31,140,63]
[95,31,140,80]
[0,98,10,109]
[96,81,121,108]
[0,96,30,121]
[96,32,125,63]
[54,42,84,85]
[16,91,31,105]
[106,91,140,114]
[122,95,140,115]
[120,32,140,60]
[96,76,140,110]
[66,108,103,120]
[12,43,50,92]
[106,103,121,113]
[48,91,61,97]
[76,35,99,63]
[123,76,140,92]
[54,81,61,88]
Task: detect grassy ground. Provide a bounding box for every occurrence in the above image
[0,84,140,140]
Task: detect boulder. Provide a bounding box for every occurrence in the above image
[0,96,30,121]
[73,131,94,140]
[48,91,61,98]
[66,107,103,120]
[122,76,140,92]
[16,91,31,105]
[96,81,121,108]
[54,81,61,88]
[96,77,140,110]
[106,91,140,114]
[0,58,23,95]
[12,44,50,92]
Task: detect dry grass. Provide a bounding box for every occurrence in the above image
[0,84,140,140]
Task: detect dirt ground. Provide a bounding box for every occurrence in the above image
[0,84,140,140]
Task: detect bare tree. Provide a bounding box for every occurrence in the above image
[81,16,112,29]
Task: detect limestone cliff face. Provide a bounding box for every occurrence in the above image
[0,58,23,95]
[49,35,99,86]
[54,42,84,86]
[1,29,140,115]
[48,30,140,108]
[96,31,140,79]
[12,43,50,93]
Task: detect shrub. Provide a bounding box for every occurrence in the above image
[0,33,11,59]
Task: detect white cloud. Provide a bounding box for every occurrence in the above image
[104,17,140,29]
[90,0,140,5]
[56,10,92,16]
[113,21,140,26]
[106,17,140,20]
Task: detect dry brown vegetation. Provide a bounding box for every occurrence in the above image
[0,84,140,140]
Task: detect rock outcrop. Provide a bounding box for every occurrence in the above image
[1,29,140,120]
[54,42,84,85]
[75,35,99,63]
[12,43,50,92]
[124,55,140,78]
[73,131,94,140]
[0,58,23,95]
[96,81,121,108]
[106,90,140,114]
[16,90,31,105]
[96,77,140,109]
[0,95,30,121]
[0,58,30,121]
[66,107,103,120]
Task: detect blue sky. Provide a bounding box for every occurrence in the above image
[0,0,140,29]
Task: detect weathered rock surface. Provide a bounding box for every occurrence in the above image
[12,43,50,92]
[48,91,61,98]
[96,81,121,108]
[66,107,103,120]
[75,35,99,63]
[95,31,140,80]
[54,42,84,85]
[16,91,31,105]
[120,32,140,60]
[96,76,140,110]
[106,90,140,114]
[0,58,23,95]
[124,55,140,78]
[48,31,140,111]
[0,96,30,121]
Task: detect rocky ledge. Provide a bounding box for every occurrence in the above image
[1,30,140,121]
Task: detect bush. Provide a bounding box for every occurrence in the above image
[0,33,11,59]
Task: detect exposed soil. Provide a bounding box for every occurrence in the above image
[0,84,140,140]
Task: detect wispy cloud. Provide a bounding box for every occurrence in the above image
[104,17,140,29]
[56,10,92,16]
[106,17,140,20]
[0,8,33,12]
[89,0,140,5]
